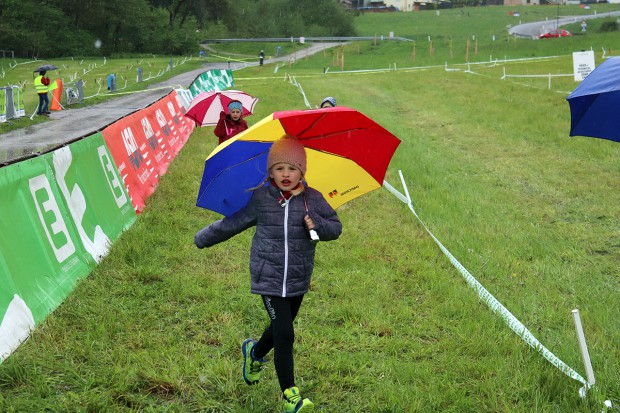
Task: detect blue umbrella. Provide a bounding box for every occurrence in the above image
[567,57,620,143]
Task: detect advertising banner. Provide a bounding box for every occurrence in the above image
[102,91,194,213]
[0,133,136,362]
[189,69,234,97]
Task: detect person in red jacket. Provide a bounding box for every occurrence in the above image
[213,100,248,144]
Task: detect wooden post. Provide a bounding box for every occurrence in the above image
[475,39,478,55]
[466,39,470,63]
[412,43,416,63]
[341,46,345,71]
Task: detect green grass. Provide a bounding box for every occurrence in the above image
[0,56,205,133]
[353,4,620,65]
[1,6,620,412]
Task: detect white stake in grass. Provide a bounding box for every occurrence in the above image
[572,309,595,396]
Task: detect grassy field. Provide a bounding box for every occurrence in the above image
[1,6,619,412]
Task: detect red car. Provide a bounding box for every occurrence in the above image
[539,30,571,39]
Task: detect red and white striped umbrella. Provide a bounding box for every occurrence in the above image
[183,90,259,126]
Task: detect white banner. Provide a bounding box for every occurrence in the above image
[572,51,595,82]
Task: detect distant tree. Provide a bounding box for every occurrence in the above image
[149,0,209,30]
[229,0,355,37]
[0,0,355,56]
[0,0,88,58]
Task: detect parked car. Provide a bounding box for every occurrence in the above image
[539,30,571,39]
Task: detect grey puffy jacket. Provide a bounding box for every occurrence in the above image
[195,184,342,297]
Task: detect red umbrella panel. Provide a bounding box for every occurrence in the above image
[184,90,259,126]
[197,106,401,216]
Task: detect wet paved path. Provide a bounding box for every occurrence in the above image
[509,11,620,38]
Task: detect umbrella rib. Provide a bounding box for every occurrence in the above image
[296,113,328,138]
[301,127,391,141]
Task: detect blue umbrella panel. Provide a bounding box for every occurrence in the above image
[567,56,620,143]
[197,141,272,216]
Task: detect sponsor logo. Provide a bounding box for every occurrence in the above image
[121,127,144,171]
[29,146,118,264]
[174,94,187,114]
[53,147,110,263]
[340,185,359,197]
[98,145,127,208]
[155,109,171,136]
[141,117,158,150]
[328,185,359,198]
[167,101,180,124]
[29,175,76,263]
[264,296,277,320]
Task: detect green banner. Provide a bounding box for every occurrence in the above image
[0,132,136,362]
[189,69,235,97]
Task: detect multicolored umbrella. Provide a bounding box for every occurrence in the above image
[567,56,620,143]
[196,107,401,217]
[184,90,259,126]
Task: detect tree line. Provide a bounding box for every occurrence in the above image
[0,0,356,58]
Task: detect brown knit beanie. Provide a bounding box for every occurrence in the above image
[267,135,307,175]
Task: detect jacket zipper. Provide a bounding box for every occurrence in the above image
[282,200,289,297]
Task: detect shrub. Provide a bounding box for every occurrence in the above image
[599,21,619,32]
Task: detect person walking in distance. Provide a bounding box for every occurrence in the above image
[194,136,342,412]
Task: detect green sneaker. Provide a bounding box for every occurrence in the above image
[242,338,267,385]
[283,387,314,413]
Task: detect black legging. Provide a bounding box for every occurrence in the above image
[253,295,304,392]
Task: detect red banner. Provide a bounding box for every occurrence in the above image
[102,91,194,213]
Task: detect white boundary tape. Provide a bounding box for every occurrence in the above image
[283,73,312,108]
[383,172,591,394]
